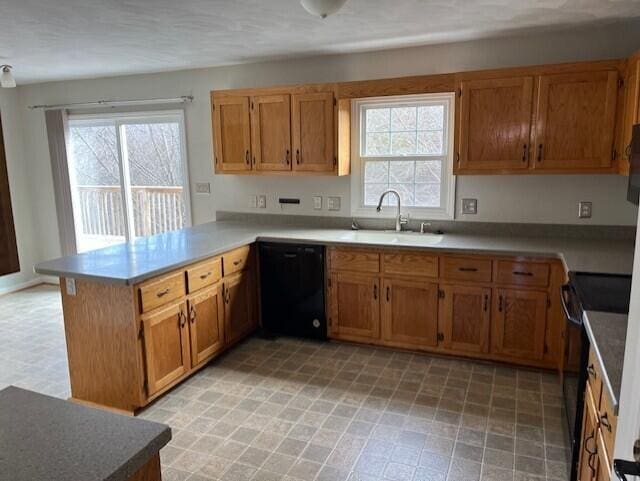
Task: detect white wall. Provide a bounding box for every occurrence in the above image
[10,19,640,270]
[0,89,44,293]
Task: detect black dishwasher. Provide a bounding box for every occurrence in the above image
[258,243,327,340]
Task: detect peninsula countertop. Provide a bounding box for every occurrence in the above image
[34,220,635,284]
[0,386,171,481]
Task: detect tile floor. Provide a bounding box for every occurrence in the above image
[0,285,571,481]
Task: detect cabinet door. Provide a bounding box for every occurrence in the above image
[224,269,257,345]
[578,384,600,481]
[292,92,335,172]
[141,301,190,396]
[382,278,438,349]
[439,285,491,354]
[621,56,640,171]
[188,284,225,368]
[329,272,380,341]
[213,95,252,172]
[250,94,292,171]
[492,288,547,361]
[457,77,534,172]
[0,115,19,275]
[533,71,619,171]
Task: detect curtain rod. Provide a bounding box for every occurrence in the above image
[28,95,194,110]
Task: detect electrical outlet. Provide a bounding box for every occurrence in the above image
[461,198,478,215]
[258,195,267,209]
[195,182,211,194]
[249,195,257,208]
[65,278,77,296]
[327,196,341,211]
[578,201,592,218]
[313,196,323,210]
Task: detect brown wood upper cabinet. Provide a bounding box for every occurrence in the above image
[251,94,291,171]
[532,70,619,171]
[456,76,534,172]
[620,51,640,175]
[292,92,335,172]
[212,95,252,173]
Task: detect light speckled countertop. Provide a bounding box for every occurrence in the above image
[34,220,635,284]
[0,386,171,481]
[583,311,628,413]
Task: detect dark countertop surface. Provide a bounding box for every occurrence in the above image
[583,311,628,414]
[0,386,171,481]
[34,220,636,284]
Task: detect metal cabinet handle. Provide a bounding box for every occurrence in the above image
[484,294,489,312]
[498,295,503,312]
[386,286,390,302]
[178,311,187,328]
[587,364,597,378]
[537,144,543,162]
[625,144,632,160]
[522,144,528,162]
[296,149,300,164]
[373,284,378,300]
[245,150,250,165]
[156,288,170,298]
[458,267,478,272]
[199,272,211,280]
[601,412,612,432]
[513,271,533,277]
[285,149,290,165]
[189,304,196,323]
[233,260,242,266]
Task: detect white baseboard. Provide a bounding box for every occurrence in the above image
[0,277,56,296]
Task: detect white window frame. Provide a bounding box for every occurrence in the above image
[67,109,192,245]
[350,93,456,220]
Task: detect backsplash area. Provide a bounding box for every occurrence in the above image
[216,211,637,240]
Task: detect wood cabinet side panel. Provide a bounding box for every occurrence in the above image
[61,278,144,412]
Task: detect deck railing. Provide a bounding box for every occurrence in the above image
[76,185,186,238]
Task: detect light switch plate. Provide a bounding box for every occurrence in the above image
[313,196,323,210]
[461,198,478,215]
[327,196,341,211]
[249,195,257,208]
[578,201,592,218]
[195,182,211,194]
[65,278,77,296]
[258,195,267,209]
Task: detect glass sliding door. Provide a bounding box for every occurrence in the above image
[67,111,191,253]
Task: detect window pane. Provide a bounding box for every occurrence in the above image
[364,161,389,183]
[123,121,188,237]
[68,123,126,253]
[415,161,442,183]
[365,132,391,156]
[417,131,443,155]
[365,108,390,133]
[389,161,415,183]
[391,132,416,155]
[415,183,441,207]
[417,105,444,130]
[390,107,416,132]
[364,183,389,206]
[388,183,415,207]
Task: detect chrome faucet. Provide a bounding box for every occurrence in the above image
[376,189,408,232]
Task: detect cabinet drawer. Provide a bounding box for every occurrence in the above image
[187,257,222,293]
[440,256,492,283]
[587,349,603,408]
[139,271,186,313]
[329,248,380,273]
[495,260,550,287]
[383,251,438,278]
[223,246,252,276]
[598,387,618,461]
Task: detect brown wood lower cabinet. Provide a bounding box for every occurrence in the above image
[224,269,258,345]
[188,284,225,368]
[491,288,547,361]
[439,285,491,354]
[579,383,600,481]
[329,272,380,341]
[381,278,439,349]
[141,301,191,396]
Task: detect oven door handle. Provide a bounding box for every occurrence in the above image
[561,284,582,326]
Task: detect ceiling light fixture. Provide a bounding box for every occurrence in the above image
[300,0,348,18]
[0,65,16,88]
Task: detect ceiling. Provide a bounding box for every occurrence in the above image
[2,0,640,84]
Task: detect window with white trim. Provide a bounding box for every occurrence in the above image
[351,93,455,219]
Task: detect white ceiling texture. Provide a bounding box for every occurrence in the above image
[2,0,640,84]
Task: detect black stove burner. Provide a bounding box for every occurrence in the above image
[569,271,632,314]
